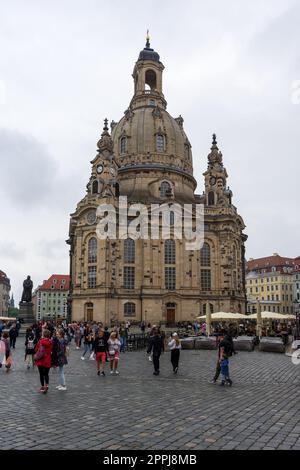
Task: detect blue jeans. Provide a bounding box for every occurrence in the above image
[82,343,92,356]
[59,366,65,386]
[220,359,229,380]
[120,337,126,352]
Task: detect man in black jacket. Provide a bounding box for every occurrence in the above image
[147,329,165,375]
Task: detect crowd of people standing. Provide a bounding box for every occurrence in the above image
[0,317,240,393]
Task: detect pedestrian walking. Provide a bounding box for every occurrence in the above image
[168,332,181,374]
[34,329,53,394]
[147,328,164,376]
[81,326,93,360]
[119,325,127,353]
[55,329,68,391]
[107,332,121,375]
[93,330,108,376]
[24,328,35,369]
[9,324,18,349]
[0,332,12,372]
[210,334,234,385]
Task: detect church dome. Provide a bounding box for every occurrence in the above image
[109,38,196,203]
[111,106,193,173]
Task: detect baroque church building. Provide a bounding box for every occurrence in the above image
[68,38,247,324]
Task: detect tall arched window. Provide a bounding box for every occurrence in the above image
[165,240,176,290]
[160,181,171,198]
[145,69,157,90]
[92,180,98,194]
[88,237,97,263]
[208,191,215,205]
[120,136,127,154]
[124,238,135,263]
[200,243,211,267]
[165,240,176,264]
[156,134,165,152]
[124,302,136,317]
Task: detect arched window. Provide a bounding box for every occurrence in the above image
[170,211,175,226]
[145,69,157,90]
[88,237,97,263]
[156,134,165,152]
[160,181,171,198]
[124,238,135,263]
[202,303,214,315]
[120,136,127,154]
[165,240,176,264]
[208,191,215,205]
[124,302,136,317]
[114,182,119,197]
[92,180,98,194]
[200,243,211,267]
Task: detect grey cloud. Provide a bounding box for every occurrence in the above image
[0,128,57,207]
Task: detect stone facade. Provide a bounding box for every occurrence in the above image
[0,270,11,316]
[68,40,247,324]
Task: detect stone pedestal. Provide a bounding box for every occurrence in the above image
[18,302,35,325]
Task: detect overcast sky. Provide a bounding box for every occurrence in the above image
[1,0,299,302]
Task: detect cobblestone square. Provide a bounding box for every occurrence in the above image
[0,344,299,450]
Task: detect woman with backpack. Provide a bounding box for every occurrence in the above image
[34,329,53,394]
[55,329,68,391]
[24,327,35,370]
[168,332,181,374]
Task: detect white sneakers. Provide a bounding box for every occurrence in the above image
[110,370,119,375]
[81,356,85,360]
[56,385,67,391]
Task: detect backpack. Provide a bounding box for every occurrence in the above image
[34,343,45,361]
[221,340,233,357]
[27,339,35,350]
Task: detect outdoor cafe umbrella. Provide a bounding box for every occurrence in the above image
[247,311,296,321]
[197,312,249,321]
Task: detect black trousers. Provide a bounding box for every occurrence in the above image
[10,337,16,348]
[153,354,161,373]
[213,360,221,381]
[171,349,180,371]
[38,366,50,387]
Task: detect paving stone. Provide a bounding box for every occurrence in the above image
[0,345,299,449]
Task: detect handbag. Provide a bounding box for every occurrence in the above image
[34,343,45,361]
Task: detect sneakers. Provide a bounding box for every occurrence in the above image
[226,379,233,387]
[210,379,217,384]
[114,370,119,375]
[59,386,67,391]
[148,355,152,362]
[76,347,80,350]
[81,356,85,360]
[174,367,178,374]
[153,371,159,376]
[39,387,45,393]
[110,370,114,375]
[97,370,100,376]
[220,381,225,386]
[56,385,62,389]
[101,371,105,376]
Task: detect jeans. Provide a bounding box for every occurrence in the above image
[59,365,65,386]
[120,337,127,352]
[82,343,92,356]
